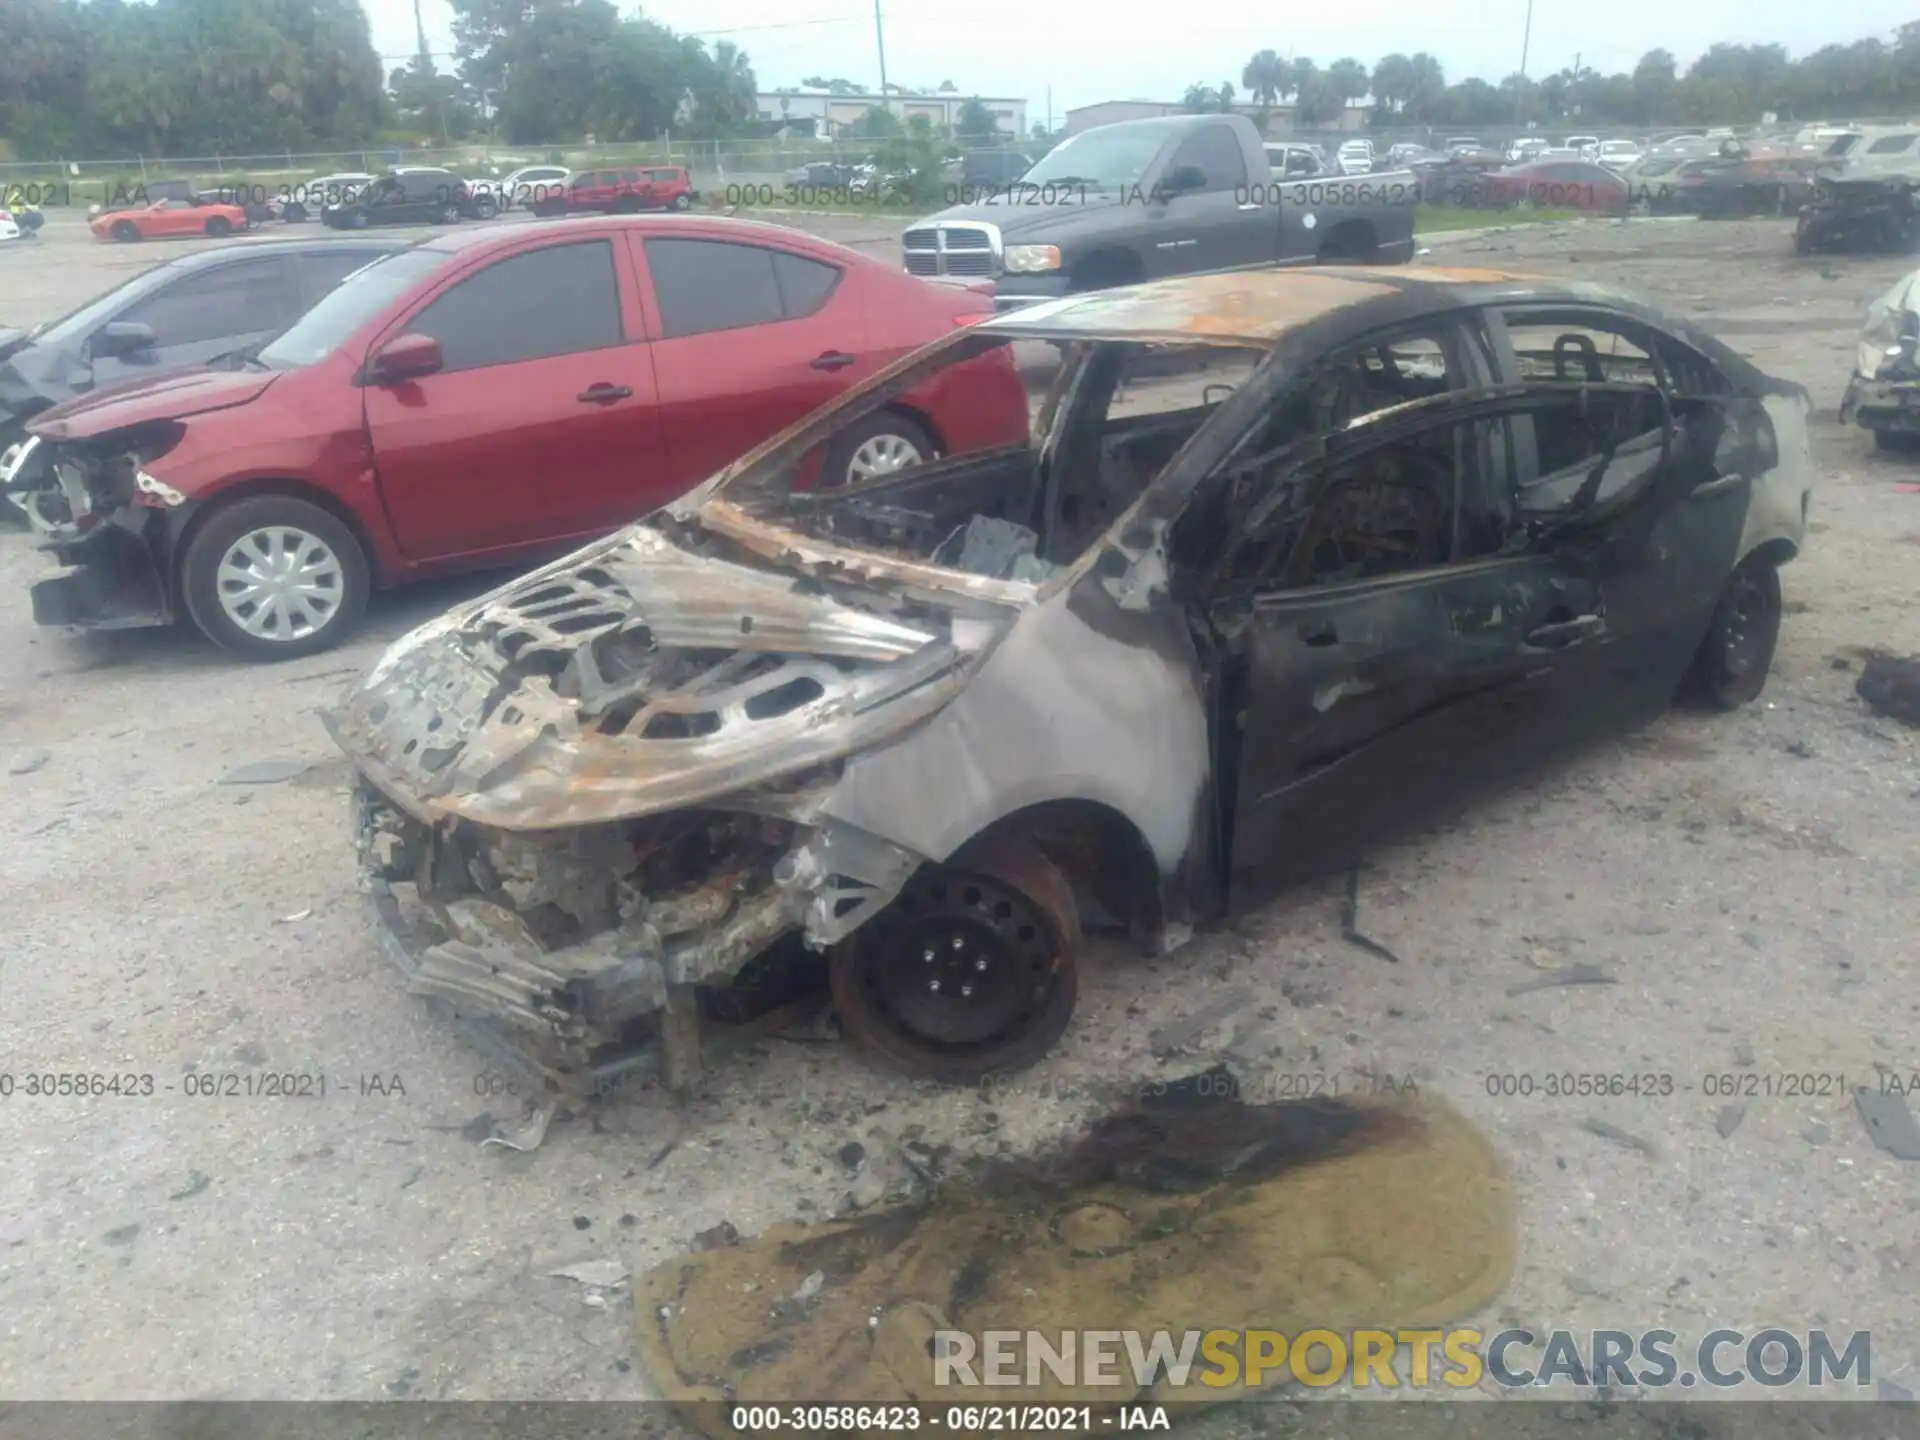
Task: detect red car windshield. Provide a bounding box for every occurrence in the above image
[256,249,454,370]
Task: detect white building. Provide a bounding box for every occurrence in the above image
[757,90,1028,137]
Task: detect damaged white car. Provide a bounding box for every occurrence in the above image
[327,267,1813,1102]
[1840,268,1920,449]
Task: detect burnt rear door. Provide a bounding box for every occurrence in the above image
[1212,399,1605,895]
[1489,308,1757,735]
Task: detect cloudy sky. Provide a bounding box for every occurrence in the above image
[363,0,1917,121]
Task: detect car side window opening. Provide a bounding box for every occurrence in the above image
[1249,327,1460,456]
[1167,124,1249,190]
[406,239,624,373]
[645,238,841,337]
[1211,416,1488,590]
[1511,387,1670,518]
[1503,314,1660,387]
[1046,342,1267,564]
[117,260,296,349]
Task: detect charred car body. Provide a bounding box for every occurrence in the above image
[326,268,1813,1104]
[1797,174,1920,254]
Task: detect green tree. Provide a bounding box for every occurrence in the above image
[1326,57,1369,107]
[1370,53,1414,114]
[1182,81,1216,113]
[1294,73,1343,124]
[954,96,999,140]
[1242,49,1286,108]
[389,57,481,142]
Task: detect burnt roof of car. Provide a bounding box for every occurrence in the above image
[979,267,1558,345]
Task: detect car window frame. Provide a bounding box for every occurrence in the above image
[389,236,630,376]
[640,235,840,340]
[1167,123,1250,191]
[1184,312,1502,591]
[112,252,299,353]
[1481,302,1732,485]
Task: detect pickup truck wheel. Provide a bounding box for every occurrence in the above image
[111,219,140,242]
[1690,556,1781,710]
[821,412,934,488]
[181,496,370,661]
[829,839,1080,1084]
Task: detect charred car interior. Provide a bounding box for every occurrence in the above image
[324,269,1813,1119]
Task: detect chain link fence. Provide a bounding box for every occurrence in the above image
[5,114,1876,208]
[0,135,1042,206]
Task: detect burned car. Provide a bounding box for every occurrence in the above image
[327,268,1814,1105]
[1796,173,1920,255]
[1839,268,1920,448]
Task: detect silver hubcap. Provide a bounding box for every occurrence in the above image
[848,433,923,482]
[216,526,344,641]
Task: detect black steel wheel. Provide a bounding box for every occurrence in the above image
[830,841,1079,1083]
[1692,556,1782,710]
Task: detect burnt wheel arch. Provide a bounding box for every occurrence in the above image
[953,799,1170,953]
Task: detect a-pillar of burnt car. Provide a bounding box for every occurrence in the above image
[326,268,1815,1108]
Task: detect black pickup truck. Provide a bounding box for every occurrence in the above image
[903,113,1420,309]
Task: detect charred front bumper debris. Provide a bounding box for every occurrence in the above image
[327,518,1016,1097]
[23,440,192,631]
[1797,176,1920,256]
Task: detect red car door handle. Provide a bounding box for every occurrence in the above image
[577,384,632,404]
[810,351,857,371]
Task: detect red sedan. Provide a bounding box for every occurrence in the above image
[530,166,695,216]
[1473,160,1630,214]
[26,215,1029,659]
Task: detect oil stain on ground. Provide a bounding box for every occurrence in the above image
[633,1069,1516,1426]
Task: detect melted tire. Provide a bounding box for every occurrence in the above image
[830,839,1080,1084]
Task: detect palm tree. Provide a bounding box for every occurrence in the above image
[1284,58,1318,103]
[1327,57,1369,107]
[1406,51,1446,118]
[1242,49,1285,107]
[1182,81,1215,113]
[710,39,756,126]
[1371,53,1414,113]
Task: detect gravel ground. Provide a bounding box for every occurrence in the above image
[1,211,1917,1405]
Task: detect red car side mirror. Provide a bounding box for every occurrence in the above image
[370,333,443,383]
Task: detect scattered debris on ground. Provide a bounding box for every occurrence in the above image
[1855,650,1920,726]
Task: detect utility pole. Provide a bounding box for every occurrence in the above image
[874,0,890,116]
[1046,85,1052,136]
[1519,0,1533,81]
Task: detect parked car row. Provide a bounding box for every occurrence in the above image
[10,216,1012,659]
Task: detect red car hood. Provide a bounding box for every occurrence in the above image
[29,368,279,442]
